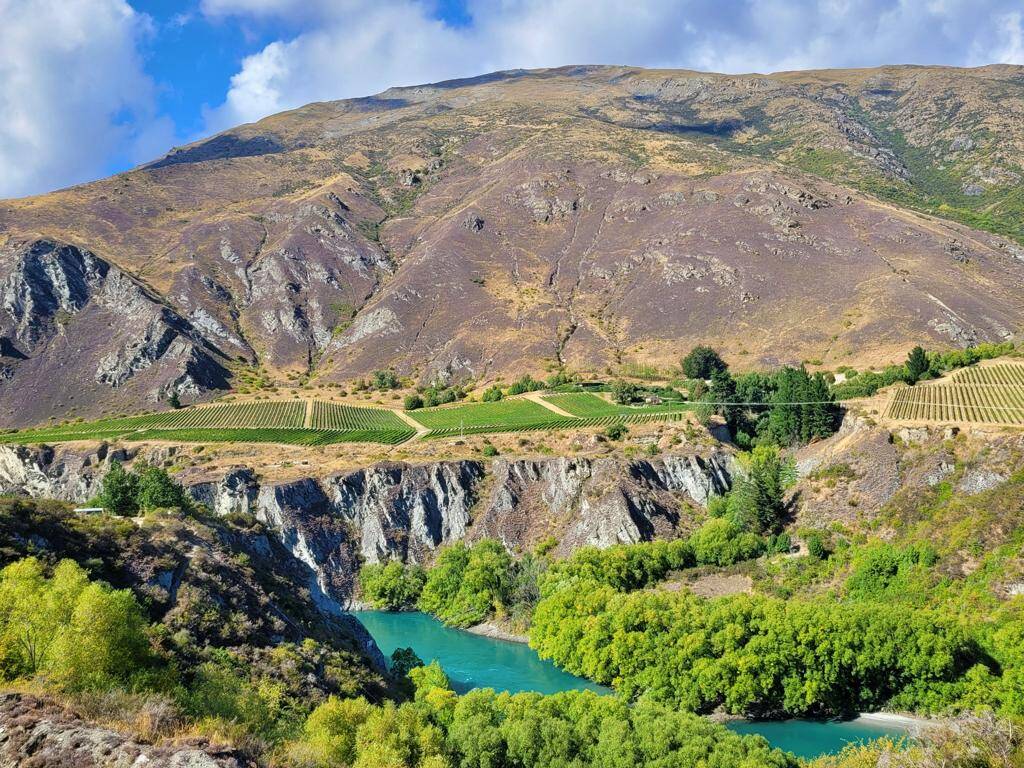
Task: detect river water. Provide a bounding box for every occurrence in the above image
[351,610,909,759]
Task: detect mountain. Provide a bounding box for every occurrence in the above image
[2,64,1024,426]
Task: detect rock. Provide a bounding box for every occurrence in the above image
[944,238,972,263]
[0,692,255,767]
[957,469,1006,495]
[897,427,930,444]
[962,183,985,196]
[462,212,485,231]
[924,460,955,486]
[398,169,421,186]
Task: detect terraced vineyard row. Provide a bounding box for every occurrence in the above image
[951,363,1024,388]
[543,392,690,418]
[1,395,693,446]
[129,401,307,429]
[886,382,1024,425]
[310,401,412,433]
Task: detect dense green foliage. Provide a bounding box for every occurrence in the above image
[906,345,930,384]
[610,380,643,405]
[96,461,192,515]
[682,345,728,380]
[417,541,515,628]
[506,375,544,396]
[0,557,155,690]
[286,665,796,768]
[360,561,428,610]
[530,583,983,716]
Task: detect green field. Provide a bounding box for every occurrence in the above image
[543,393,690,419]
[405,396,690,437]
[405,398,570,436]
[0,400,414,446]
[885,363,1024,425]
[1,393,694,446]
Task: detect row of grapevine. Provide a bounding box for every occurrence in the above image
[886,382,1024,425]
[130,401,307,430]
[423,411,689,439]
[310,401,411,432]
[951,363,1024,388]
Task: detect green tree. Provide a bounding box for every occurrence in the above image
[47,581,153,690]
[709,368,743,436]
[906,345,929,384]
[359,561,426,609]
[482,385,504,402]
[97,461,139,516]
[300,695,373,768]
[135,465,190,511]
[610,380,642,405]
[168,390,182,409]
[404,393,424,410]
[726,444,796,533]
[682,346,727,379]
[418,540,513,627]
[390,647,424,679]
[372,370,399,390]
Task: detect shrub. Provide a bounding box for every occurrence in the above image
[604,423,628,440]
[688,518,765,566]
[682,346,727,379]
[481,386,504,402]
[404,393,424,410]
[359,561,426,609]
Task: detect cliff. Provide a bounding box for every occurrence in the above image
[0,444,731,604]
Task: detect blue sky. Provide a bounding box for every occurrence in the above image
[1,0,1023,199]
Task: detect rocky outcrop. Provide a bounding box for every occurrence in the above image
[3,445,731,605]
[0,442,134,500]
[0,693,255,767]
[0,240,232,427]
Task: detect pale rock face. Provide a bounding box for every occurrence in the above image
[0,443,131,500]
[3,445,731,605]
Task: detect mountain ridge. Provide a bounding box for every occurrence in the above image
[2,63,1023,426]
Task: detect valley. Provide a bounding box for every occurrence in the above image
[0,62,1022,768]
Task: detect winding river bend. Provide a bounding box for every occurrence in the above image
[352,610,909,760]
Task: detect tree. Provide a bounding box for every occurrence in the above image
[906,345,929,384]
[726,444,796,533]
[604,423,628,440]
[682,346,727,380]
[372,370,399,391]
[390,647,424,679]
[482,385,504,402]
[610,380,642,405]
[97,461,139,516]
[404,393,424,410]
[136,465,190,511]
[709,369,742,436]
[168,391,182,409]
[359,561,426,609]
[764,366,838,446]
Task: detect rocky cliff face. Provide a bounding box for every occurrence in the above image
[0,240,231,427]
[0,444,731,604]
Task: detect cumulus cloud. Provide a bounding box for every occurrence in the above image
[0,0,173,199]
[204,0,1024,130]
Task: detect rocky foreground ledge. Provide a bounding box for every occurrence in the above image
[0,693,253,767]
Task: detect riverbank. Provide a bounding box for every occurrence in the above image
[856,711,932,730]
[464,621,529,644]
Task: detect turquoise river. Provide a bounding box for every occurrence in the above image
[352,610,910,760]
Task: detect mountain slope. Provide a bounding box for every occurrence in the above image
[1,64,1023,426]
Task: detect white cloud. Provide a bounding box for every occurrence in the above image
[203,0,1024,132]
[0,0,173,199]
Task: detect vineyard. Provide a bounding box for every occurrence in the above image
[885,363,1024,425]
[406,395,690,438]
[543,393,691,419]
[1,393,695,446]
[0,400,412,446]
